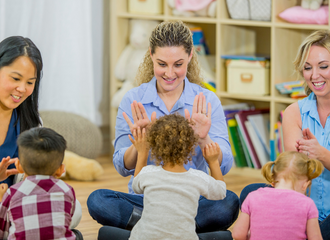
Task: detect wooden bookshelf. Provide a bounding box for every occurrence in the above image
[109,0,330,155]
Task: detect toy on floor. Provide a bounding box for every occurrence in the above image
[111,19,160,108]
[167,0,217,17]
[40,110,104,181]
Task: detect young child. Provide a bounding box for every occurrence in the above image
[127,114,226,240]
[0,127,79,240]
[232,151,324,240]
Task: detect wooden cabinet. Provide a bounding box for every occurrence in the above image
[109,0,330,154]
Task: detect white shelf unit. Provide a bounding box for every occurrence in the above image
[109,0,330,155]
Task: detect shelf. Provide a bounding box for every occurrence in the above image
[166,16,218,24]
[274,96,298,104]
[117,13,166,21]
[110,0,329,144]
[219,92,271,102]
[220,19,272,27]
[274,22,329,30]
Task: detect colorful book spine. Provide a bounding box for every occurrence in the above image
[228,119,248,168]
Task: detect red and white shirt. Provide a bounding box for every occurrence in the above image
[0,175,76,240]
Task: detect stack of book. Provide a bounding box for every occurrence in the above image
[225,104,285,169]
[275,80,306,99]
[224,104,270,169]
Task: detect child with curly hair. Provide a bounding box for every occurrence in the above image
[232,151,324,240]
[128,114,226,240]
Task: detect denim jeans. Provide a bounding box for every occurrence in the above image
[87,189,239,232]
[239,183,330,240]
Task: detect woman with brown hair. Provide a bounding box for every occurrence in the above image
[88,21,239,240]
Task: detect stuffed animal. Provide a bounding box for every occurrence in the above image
[167,0,217,18]
[111,19,160,108]
[301,0,328,10]
[62,150,104,181]
[40,110,104,181]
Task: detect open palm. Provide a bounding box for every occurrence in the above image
[185,93,211,139]
[123,100,156,134]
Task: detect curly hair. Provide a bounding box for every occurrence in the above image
[135,21,204,86]
[146,114,198,166]
[293,30,330,96]
[262,151,324,195]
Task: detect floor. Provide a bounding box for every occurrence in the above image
[67,155,267,240]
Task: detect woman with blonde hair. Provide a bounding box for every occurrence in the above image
[282,29,330,239]
[88,21,238,239]
[233,151,323,240]
[240,30,330,239]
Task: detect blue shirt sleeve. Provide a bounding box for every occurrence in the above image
[113,93,136,177]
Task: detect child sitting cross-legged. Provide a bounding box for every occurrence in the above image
[0,127,81,240]
[232,151,324,240]
[128,114,227,240]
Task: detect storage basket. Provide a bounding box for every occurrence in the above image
[226,59,270,95]
[226,0,272,21]
[128,0,163,15]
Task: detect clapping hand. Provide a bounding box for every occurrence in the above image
[0,157,19,182]
[123,100,156,134]
[296,128,323,159]
[184,92,211,139]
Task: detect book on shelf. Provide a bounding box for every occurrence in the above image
[227,118,248,168]
[245,120,270,166]
[223,103,252,168]
[247,114,270,156]
[235,109,270,169]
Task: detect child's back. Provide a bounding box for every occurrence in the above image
[243,187,317,240]
[0,175,75,240]
[130,165,226,240]
[232,151,324,240]
[128,114,227,240]
[0,127,77,240]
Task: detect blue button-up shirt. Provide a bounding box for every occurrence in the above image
[299,92,330,221]
[113,77,233,194]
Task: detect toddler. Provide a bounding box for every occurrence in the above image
[232,151,324,240]
[0,127,79,240]
[128,114,226,240]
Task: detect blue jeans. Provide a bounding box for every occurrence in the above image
[240,183,330,240]
[87,189,239,232]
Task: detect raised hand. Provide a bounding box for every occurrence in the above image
[202,142,223,181]
[128,127,149,154]
[123,100,156,134]
[184,92,211,139]
[129,127,150,177]
[203,142,220,165]
[0,157,19,182]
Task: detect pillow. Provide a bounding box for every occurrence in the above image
[278,6,328,25]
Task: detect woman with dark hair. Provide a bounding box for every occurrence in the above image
[0,36,43,186]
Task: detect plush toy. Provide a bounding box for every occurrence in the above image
[111,19,160,108]
[62,150,104,181]
[301,0,328,10]
[167,0,217,18]
[40,110,104,181]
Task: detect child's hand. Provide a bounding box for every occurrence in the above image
[0,183,8,202]
[128,127,149,154]
[0,157,19,182]
[203,142,220,165]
